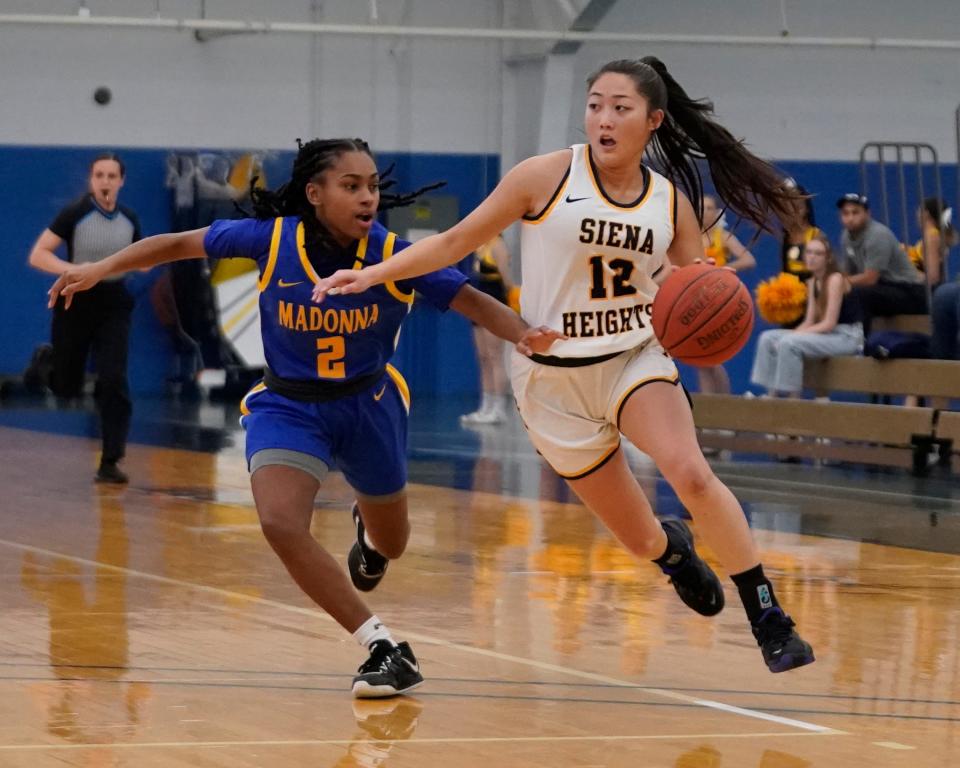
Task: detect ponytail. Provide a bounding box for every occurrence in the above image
[587,58,803,233]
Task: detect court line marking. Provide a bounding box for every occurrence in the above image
[0,730,841,751]
[873,741,916,750]
[2,660,959,708]
[0,537,838,735]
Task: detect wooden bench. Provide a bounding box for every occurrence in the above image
[803,357,960,400]
[693,394,936,471]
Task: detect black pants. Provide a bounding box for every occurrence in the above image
[50,282,133,464]
[851,280,928,337]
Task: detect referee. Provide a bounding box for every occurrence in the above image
[28,153,140,483]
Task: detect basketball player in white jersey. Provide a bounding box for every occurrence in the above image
[314,57,815,673]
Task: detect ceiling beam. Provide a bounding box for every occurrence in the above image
[551,0,618,55]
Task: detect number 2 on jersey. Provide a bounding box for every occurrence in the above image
[316,337,346,379]
[589,255,638,299]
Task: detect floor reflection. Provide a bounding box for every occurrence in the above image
[333,698,424,767]
[19,487,150,752]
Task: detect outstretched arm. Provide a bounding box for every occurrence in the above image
[28,230,71,276]
[48,228,208,309]
[312,152,569,302]
[449,284,566,356]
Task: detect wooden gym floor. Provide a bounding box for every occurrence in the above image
[0,394,958,767]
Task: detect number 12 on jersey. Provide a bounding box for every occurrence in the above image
[589,255,638,299]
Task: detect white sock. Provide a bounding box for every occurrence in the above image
[363,529,377,551]
[353,615,395,648]
[480,392,493,413]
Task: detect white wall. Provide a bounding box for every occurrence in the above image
[0,0,506,153]
[1,1,959,162]
[566,0,960,161]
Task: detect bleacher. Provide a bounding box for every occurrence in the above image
[694,314,960,475]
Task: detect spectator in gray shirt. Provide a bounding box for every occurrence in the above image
[837,193,927,336]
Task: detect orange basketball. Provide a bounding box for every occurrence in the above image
[651,263,754,367]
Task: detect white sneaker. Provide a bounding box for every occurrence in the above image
[460,408,503,425]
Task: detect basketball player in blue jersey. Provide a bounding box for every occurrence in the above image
[315,59,817,674]
[49,138,563,698]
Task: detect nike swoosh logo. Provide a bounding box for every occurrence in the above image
[565,195,590,204]
[278,279,304,288]
[373,385,387,401]
[400,657,420,673]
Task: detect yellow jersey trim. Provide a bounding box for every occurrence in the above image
[523,164,571,225]
[382,232,415,304]
[257,218,284,292]
[558,441,622,480]
[386,364,411,411]
[585,144,654,212]
[239,382,267,416]
[353,236,368,271]
[295,222,323,285]
[613,372,681,428]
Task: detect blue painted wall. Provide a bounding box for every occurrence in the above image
[0,145,497,396]
[1,146,954,398]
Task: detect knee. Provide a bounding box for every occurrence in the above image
[258,507,309,550]
[666,457,715,500]
[368,521,410,560]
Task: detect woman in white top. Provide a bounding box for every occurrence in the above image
[314,57,815,673]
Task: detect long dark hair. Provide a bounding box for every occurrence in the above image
[807,234,840,323]
[586,57,803,233]
[249,138,443,250]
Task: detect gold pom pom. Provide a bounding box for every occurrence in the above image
[755,273,807,325]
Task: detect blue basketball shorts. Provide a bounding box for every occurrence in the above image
[239,365,410,497]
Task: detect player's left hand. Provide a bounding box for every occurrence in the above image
[516,325,567,356]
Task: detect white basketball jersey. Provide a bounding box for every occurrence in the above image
[520,143,676,358]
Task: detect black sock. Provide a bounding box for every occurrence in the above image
[652,523,690,573]
[730,564,780,623]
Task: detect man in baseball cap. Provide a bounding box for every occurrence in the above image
[836,192,869,209]
[837,191,926,336]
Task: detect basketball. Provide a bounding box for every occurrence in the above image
[651,263,754,367]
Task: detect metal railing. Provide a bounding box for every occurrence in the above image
[859,142,945,296]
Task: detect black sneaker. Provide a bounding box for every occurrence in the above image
[752,607,816,673]
[348,503,388,592]
[95,461,129,484]
[660,519,724,617]
[352,640,424,699]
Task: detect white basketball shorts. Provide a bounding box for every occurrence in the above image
[511,343,679,479]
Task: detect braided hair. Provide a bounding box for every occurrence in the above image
[586,58,803,234]
[249,138,444,252]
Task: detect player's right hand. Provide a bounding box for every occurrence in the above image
[47,262,107,310]
[312,269,376,303]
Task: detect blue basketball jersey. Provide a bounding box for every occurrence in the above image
[203,217,467,381]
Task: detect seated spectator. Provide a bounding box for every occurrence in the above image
[905,198,954,288]
[750,235,863,396]
[837,193,926,336]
